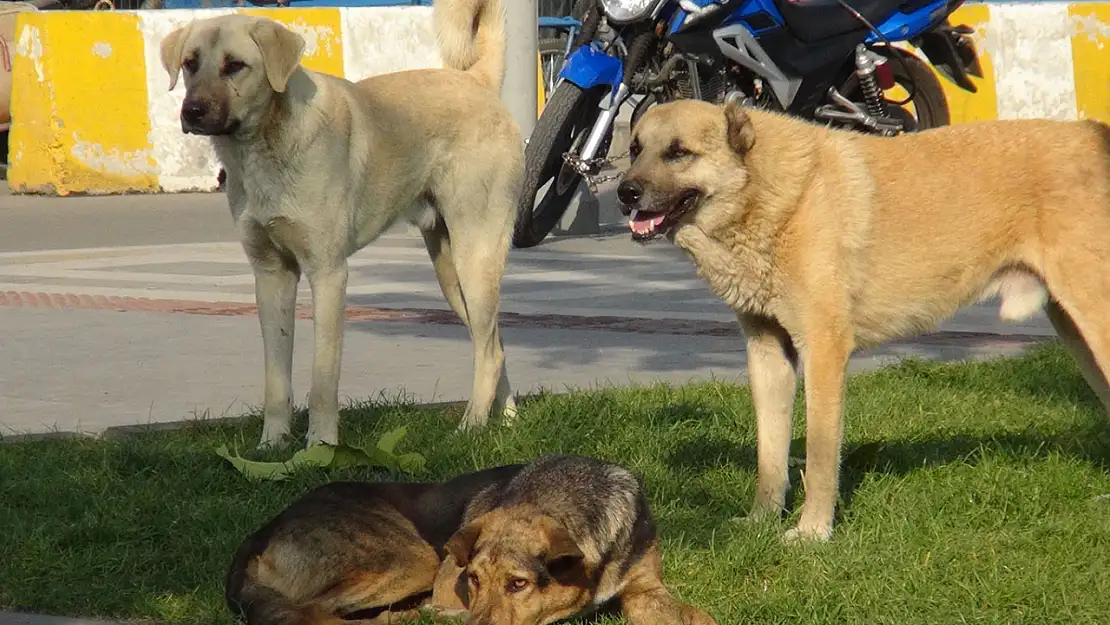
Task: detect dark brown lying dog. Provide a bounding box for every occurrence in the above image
[226,454,716,625]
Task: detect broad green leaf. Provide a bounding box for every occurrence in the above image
[214,444,293,481]
[328,444,376,469]
[216,428,426,482]
[395,452,427,474]
[290,443,337,468]
[376,426,408,455]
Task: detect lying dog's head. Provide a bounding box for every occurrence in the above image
[618,98,756,242]
[445,505,592,625]
[160,15,305,137]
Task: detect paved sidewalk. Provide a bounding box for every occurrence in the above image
[0,191,1052,438]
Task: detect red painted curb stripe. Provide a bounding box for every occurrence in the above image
[0,290,1049,346]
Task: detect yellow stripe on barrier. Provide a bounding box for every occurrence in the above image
[10,12,157,195]
[241,8,345,78]
[1069,4,1110,123]
[537,52,546,117]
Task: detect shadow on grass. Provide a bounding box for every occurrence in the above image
[655,344,1110,545]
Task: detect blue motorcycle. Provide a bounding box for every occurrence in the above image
[513,0,983,248]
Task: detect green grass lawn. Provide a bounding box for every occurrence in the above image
[2,343,1109,624]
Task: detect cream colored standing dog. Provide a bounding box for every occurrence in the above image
[159,0,521,448]
[618,98,1110,542]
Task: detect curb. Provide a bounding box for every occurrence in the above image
[0,333,1051,446]
[0,612,128,625]
[0,399,470,445]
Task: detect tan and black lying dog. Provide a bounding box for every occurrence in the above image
[226,454,716,625]
[618,98,1110,543]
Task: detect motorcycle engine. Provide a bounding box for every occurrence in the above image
[670,62,731,104]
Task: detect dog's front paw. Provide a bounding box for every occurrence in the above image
[680,604,719,625]
[305,424,339,448]
[257,425,292,450]
[420,604,469,622]
[455,414,488,433]
[456,404,491,433]
[782,522,833,545]
[736,506,783,525]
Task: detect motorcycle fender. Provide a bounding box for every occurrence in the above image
[914,24,982,93]
[558,44,625,95]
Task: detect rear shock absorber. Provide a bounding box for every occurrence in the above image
[854,45,886,119]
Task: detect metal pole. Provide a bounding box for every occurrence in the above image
[502,0,538,139]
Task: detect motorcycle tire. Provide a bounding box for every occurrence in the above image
[513,82,609,249]
[888,48,950,130]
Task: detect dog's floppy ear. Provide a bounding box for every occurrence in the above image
[445,520,484,568]
[542,525,587,583]
[160,22,194,91]
[249,18,305,93]
[723,99,756,155]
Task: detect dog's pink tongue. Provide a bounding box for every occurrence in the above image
[628,210,665,235]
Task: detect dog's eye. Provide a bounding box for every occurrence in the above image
[223,59,247,76]
[182,56,199,74]
[467,573,480,589]
[664,141,693,161]
[506,578,530,593]
[629,139,641,160]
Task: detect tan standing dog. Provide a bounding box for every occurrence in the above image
[158,0,521,448]
[617,98,1110,542]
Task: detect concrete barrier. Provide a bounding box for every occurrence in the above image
[7,2,1110,195]
[8,6,440,194]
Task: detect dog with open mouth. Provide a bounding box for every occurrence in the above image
[618,97,1110,543]
[626,188,701,241]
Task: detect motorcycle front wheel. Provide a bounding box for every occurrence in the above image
[513,82,610,249]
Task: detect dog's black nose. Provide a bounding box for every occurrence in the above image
[181,100,208,124]
[617,180,643,206]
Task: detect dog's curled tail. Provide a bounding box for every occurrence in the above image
[434,0,506,91]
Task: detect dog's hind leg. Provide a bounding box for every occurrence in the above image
[451,231,514,430]
[242,220,301,449]
[1045,300,1110,412]
[1038,282,1110,421]
[436,182,516,431]
[313,545,440,625]
[422,219,471,328]
[1034,216,1110,417]
[423,218,517,426]
[618,544,717,625]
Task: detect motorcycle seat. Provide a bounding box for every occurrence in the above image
[772,0,911,43]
